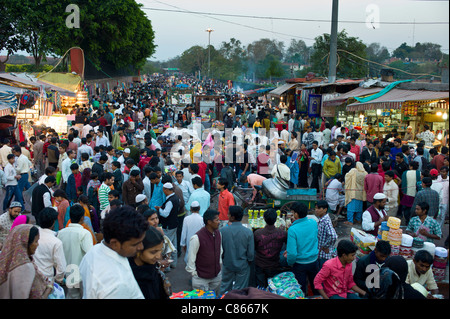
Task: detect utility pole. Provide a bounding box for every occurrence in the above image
[206,28,214,79]
[328,0,339,83]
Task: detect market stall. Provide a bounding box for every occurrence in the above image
[0,72,80,139]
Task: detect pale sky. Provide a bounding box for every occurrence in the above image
[2,0,449,63]
[139,0,449,61]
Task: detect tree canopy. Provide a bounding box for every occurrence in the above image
[1,0,156,73]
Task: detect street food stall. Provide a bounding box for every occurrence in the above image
[194,95,222,116]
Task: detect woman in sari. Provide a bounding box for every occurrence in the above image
[344,162,368,225]
[78,195,100,234]
[112,127,127,150]
[298,143,310,188]
[65,203,98,245]
[10,215,30,231]
[0,224,53,299]
[52,189,70,231]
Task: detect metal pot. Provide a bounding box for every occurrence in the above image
[262,178,288,199]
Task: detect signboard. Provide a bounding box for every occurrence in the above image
[321,105,335,117]
[199,100,217,108]
[308,94,322,117]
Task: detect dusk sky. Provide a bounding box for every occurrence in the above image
[2,0,448,62]
[139,0,449,61]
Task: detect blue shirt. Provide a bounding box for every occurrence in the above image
[286,217,319,266]
[149,181,165,211]
[185,188,210,216]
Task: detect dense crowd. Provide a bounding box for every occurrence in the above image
[0,74,448,299]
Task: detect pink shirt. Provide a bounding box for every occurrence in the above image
[314,256,356,298]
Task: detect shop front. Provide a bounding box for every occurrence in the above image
[346,89,449,145]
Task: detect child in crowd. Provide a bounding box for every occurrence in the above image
[314,200,338,269]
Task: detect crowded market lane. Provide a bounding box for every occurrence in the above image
[0,73,448,301]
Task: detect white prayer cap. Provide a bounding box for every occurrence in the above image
[191,201,200,208]
[124,148,131,153]
[135,194,146,203]
[163,182,174,189]
[373,193,387,200]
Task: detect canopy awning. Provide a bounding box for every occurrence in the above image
[0,73,78,97]
[243,87,276,96]
[37,72,81,92]
[0,73,41,90]
[268,83,297,97]
[322,87,384,107]
[346,88,449,111]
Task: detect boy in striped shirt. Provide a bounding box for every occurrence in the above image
[98,172,115,211]
[314,200,338,269]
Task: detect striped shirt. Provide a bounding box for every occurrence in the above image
[406,216,442,243]
[317,214,338,260]
[98,183,112,211]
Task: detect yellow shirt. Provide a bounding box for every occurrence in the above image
[405,260,438,291]
[253,121,262,129]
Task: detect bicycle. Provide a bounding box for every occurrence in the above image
[210,183,269,214]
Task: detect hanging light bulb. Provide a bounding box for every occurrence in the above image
[443,112,448,120]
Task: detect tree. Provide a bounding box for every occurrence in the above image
[285,39,311,65]
[179,45,208,75]
[310,30,367,78]
[246,38,285,63]
[365,43,390,64]
[0,0,27,71]
[392,42,413,60]
[219,38,248,78]
[42,0,156,72]
[262,54,286,80]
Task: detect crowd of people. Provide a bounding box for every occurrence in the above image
[0,74,448,300]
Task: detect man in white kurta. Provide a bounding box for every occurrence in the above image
[79,240,144,299]
[180,201,204,263]
[79,206,146,299]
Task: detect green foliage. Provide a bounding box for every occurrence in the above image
[3,0,156,72]
[310,30,367,78]
[393,42,444,62]
[0,0,26,69]
[285,39,311,65]
[5,63,53,73]
[387,60,442,79]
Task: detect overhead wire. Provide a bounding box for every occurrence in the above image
[337,49,442,78]
[142,7,449,25]
[146,1,316,42]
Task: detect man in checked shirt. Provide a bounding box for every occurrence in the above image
[314,200,338,269]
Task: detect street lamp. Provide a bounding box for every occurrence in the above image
[206,28,214,79]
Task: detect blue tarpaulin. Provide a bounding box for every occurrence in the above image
[353,79,413,103]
